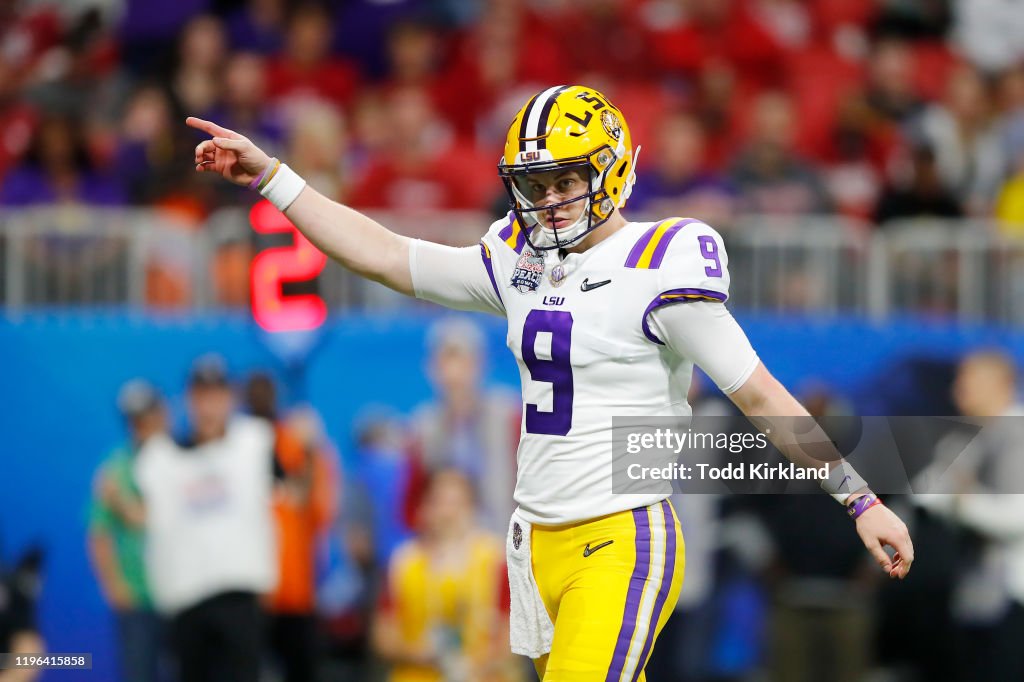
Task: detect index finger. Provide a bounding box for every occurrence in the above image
[185,116,240,139]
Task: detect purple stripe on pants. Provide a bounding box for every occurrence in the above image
[631,499,678,682]
[605,508,651,682]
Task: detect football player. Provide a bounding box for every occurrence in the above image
[188,84,913,682]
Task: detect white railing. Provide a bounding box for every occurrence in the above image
[1,207,1022,324]
[878,219,1024,322]
[0,208,216,309]
[0,207,492,312]
[721,215,875,317]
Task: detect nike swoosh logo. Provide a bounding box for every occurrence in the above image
[840,475,851,488]
[583,540,614,557]
[581,278,611,292]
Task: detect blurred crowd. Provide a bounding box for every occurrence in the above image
[2,0,1024,230]
[85,318,525,682]
[1,0,1023,680]
[66,315,1024,682]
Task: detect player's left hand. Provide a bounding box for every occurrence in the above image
[855,503,914,579]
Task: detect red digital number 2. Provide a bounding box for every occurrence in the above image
[249,200,327,332]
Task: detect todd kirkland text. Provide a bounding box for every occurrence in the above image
[627,461,830,481]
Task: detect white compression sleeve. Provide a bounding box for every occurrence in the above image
[648,301,759,394]
[651,300,871,503]
[408,239,505,315]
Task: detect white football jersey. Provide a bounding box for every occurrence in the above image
[467,214,733,524]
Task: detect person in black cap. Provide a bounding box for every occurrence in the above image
[135,354,277,682]
[184,353,233,446]
[87,379,167,682]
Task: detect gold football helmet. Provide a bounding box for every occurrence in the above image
[498,85,638,250]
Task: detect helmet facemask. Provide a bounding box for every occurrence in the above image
[499,148,618,252]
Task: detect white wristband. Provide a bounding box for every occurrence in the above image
[260,163,306,212]
[820,461,870,505]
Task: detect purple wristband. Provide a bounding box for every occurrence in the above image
[847,493,881,519]
[248,158,278,190]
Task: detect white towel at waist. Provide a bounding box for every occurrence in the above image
[506,509,554,658]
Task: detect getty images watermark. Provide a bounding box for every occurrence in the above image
[624,427,828,483]
[611,415,1024,495]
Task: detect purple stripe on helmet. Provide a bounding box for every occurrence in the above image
[605,508,652,682]
[647,219,699,269]
[536,85,571,150]
[624,225,659,268]
[641,288,728,345]
[497,214,515,243]
[631,500,678,682]
[518,92,542,152]
[479,242,503,305]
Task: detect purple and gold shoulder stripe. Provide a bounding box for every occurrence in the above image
[479,240,503,304]
[497,215,528,254]
[624,218,699,269]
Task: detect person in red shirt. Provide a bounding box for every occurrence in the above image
[348,86,491,211]
[434,0,568,143]
[265,4,360,111]
[546,0,652,84]
[645,0,787,92]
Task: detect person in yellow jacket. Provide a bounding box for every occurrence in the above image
[373,468,521,682]
[996,158,1024,235]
